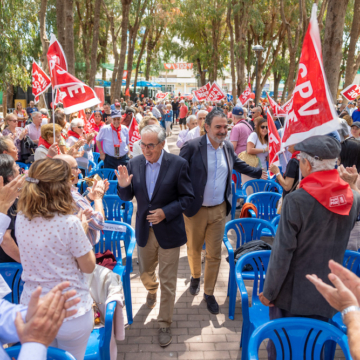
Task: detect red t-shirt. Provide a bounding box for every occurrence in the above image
[179,105,188,119]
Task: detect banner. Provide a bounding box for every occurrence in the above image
[193,82,211,101]
[126,117,141,153]
[341,84,360,101]
[94,86,105,108]
[47,34,68,87]
[281,4,339,149]
[78,109,92,134]
[267,112,281,176]
[155,92,169,99]
[282,98,292,114]
[238,85,252,106]
[123,70,128,79]
[52,64,100,114]
[206,82,226,102]
[88,112,96,129]
[266,92,287,117]
[163,63,193,70]
[227,94,233,102]
[32,61,51,103]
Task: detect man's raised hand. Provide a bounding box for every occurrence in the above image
[115,165,133,188]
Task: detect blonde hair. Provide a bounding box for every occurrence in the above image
[70,112,78,120]
[138,116,159,133]
[41,123,62,142]
[343,115,353,127]
[5,113,17,124]
[17,159,76,220]
[16,102,22,110]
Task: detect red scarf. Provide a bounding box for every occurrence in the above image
[38,136,61,155]
[291,151,300,159]
[67,129,82,139]
[299,169,353,215]
[111,123,122,144]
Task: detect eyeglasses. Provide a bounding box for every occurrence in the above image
[71,166,79,171]
[260,126,268,130]
[140,142,160,150]
[8,120,17,123]
[85,112,91,115]
[76,126,84,129]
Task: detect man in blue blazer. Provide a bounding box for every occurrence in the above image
[180,108,267,314]
[116,125,194,347]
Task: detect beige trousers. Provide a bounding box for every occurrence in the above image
[138,228,180,328]
[184,202,227,295]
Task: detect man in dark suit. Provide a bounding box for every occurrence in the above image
[179,108,267,314]
[116,125,194,347]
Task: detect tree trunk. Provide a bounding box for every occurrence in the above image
[281,81,288,103]
[39,0,49,109]
[273,72,282,100]
[65,0,75,75]
[7,85,14,111]
[227,4,236,99]
[323,0,349,100]
[89,0,102,88]
[126,30,134,91]
[56,0,66,49]
[133,26,149,91]
[114,0,132,100]
[2,84,7,116]
[285,51,297,100]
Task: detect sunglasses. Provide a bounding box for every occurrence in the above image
[85,112,91,115]
[260,126,268,129]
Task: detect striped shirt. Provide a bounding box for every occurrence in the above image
[71,187,105,246]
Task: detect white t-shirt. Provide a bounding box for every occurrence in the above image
[247,132,268,170]
[16,213,93,321]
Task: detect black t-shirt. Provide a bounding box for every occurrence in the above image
[282,158,300,198]
[0,201,18,263]
[172,101,179,111]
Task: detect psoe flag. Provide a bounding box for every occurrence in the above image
[341,84,360,101]
[267,112,281,177]
[281,4,340,150]
[32,61,51,103]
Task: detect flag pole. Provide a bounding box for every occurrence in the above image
[52,88,55,140]
[42,93,48,111]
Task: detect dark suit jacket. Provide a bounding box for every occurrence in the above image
[117,151,194,249]
[179,135,263,217]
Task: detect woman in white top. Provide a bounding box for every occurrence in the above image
[132,115,170,157]
[242,118,269,192]
[16,158,96,360]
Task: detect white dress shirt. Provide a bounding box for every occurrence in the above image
[97,124,129,157]
[184,126,201,143]
[176,129,189,148]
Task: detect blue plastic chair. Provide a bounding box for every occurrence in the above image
[106,180,118,195]
[247,318,352,360]
[246,192,282,222]
[84,301,117,360]
[270,215,280,232]
[16,162,29,171]
[93,152,101,164]
[0,263,24,304]
[242,179,283,196]
[89,168,117,180]
[235,250,271,360]
[102,195,133,225]
[79,160,97,176]
[231,170,247,220]
[94,221,136,325]
[97,160,104,169]
[6,346,77,359]
[223,219,275,320]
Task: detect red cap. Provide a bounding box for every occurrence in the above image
[115,102,121,106]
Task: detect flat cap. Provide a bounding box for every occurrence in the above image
[125,107,135,114]
[351,121,360,129]
[111,110,122,118]
[294,135,341,160]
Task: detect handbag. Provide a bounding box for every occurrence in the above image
[238,151,259,167]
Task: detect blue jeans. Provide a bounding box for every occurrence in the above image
[173,110,179,123]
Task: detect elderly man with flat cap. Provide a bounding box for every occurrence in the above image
[259,135,360,359]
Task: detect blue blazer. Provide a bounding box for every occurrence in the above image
[179,135,263,217]
[117,151,194,249]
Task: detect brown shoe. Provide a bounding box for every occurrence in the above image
[158,327,172,347]
[146,292,157,309]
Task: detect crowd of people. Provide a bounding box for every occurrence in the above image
[0,92,360,359]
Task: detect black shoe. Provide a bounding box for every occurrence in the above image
[204,293,219,314]
[189,277,200,295]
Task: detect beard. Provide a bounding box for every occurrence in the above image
[208,131,226,144]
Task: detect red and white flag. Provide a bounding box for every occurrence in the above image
[281,4,339,150]
[206,82,226,102]
[282,98,292,114]
[78,109,92,134]
[52,64,100,114]
[341,84,360,101]
[124,116,141,153]
[238,85,252,106]
[193,83,211,101]
[32,61,51,103]
[155,92,169,99]
[47,34,68,87]
[266,92,287,117]
[267,112,281,177]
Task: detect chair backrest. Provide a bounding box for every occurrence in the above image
[225,219,275,250]
[271,215,280,231]
[102,195,133,224]
[97,160,104,169]
[246,192,282,221]
[107,180,118,195]
[232,170,242,190]
[6,345,77,360]
[248,318,352,360]
[235,250,271,306]
[242,179,283,195]
[16,162,29,171]
[93,152,100,164]
[94,221,135,263]
[0,263,24,304]
[87,159,97,175]
[89,168,117,180]
[343,250,360,277]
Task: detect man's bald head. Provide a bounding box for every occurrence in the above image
[53,154,79,184]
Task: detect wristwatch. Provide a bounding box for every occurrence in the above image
[341,305,360,322]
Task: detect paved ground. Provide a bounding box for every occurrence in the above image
[116,125,346,360]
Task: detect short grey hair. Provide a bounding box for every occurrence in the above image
[141,125,166,143]
[186,115,197,124]
[233,114,245,122]
[70,118,84,129]
[0,136,13,153]
[197,110,208,119]
[31,111,42,119]
[300,152,337,173]
[39,108,48,115]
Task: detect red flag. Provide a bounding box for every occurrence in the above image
[281,5,339,149]
[88,113,96,129]
[193,82,211,101]
[47,34,67,87]
[206,82,226,102]
[125,116,141,153]
[282,98,292,114]
[78,109,92,134]
[32,61,51,104]
[267,112,281,177]
[125,88,130,97]
[52,64,100,114]
[341,84,360,101]
[155,92,169,99]
[238,85,252,106]
[266,92,287,117]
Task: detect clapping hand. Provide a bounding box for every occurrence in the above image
[19,128,28,140]
[47,143,59,158]
[88,179,106,200]
[115,165,133,188]
[338,165,358,188]
[0,175,26,214]
[77,209,92,233]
